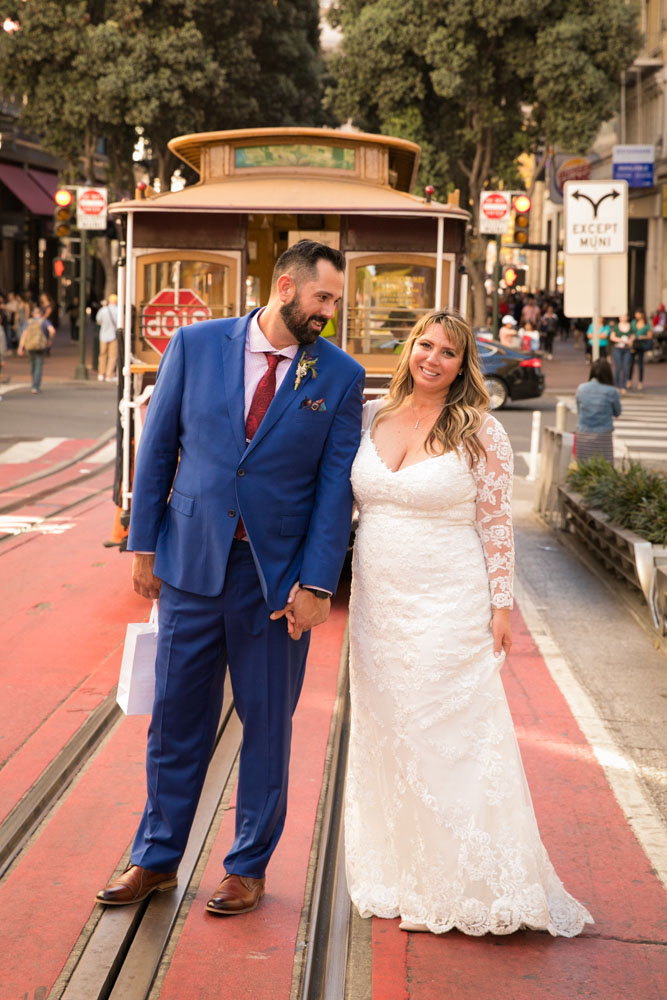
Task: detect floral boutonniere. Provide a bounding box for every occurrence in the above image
[294,351,318,391]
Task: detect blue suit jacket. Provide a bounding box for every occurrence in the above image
[127,310,365,609]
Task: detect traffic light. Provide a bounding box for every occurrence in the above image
[53,187,76,239]
[52,256,77,280]
[503,265,526,288]
[510,194,531,246]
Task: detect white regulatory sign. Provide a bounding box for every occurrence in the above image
[564,180,627,255]
[76,186,108,231]
[479,191,511,235]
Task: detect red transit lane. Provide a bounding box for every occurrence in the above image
[371,606,667,999]
[0,495,144,824]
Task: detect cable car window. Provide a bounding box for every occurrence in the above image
[349,263,437,355]
[235,144,355,171]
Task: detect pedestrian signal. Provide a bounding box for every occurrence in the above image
[52,256,76,280]
[503,265,526,287]
[53,187,76,239]
[511,194,531,246]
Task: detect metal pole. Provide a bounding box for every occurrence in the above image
[122,211,134,512]
[527,410,541,481]
[435,216,444,309]
[592,254,600,362]
[492,234,501,338]
[75,229,88,379]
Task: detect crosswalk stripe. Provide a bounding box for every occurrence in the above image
[0,437,66,464]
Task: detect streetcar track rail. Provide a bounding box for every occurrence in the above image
[0,428,116,498]
[0,435,116,543]
[34,635,352,1000]
[0,457,115,517]
[56,688,240,1000]
[0,694,122,879]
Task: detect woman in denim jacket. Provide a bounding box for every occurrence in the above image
[575,359,621,464]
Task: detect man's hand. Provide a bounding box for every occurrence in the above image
[270,584,330,640]
[491,607,512,659]
[132,553,162,600]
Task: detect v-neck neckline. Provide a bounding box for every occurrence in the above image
[368,432,451,475]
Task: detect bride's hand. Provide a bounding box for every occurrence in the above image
[491,608,512,659]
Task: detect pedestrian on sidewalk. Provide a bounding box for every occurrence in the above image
[585,317,610,360]
[539,303,559,359]
[18,305,55,393]
[96,240,364,917]
[629,308,652,391]
[95,294,119,382]
[519,319,540,353]
[610,313,633,393]
[575,359,621,464]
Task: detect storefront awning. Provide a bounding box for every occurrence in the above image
[29,168,59,202]
[0,163,56,216]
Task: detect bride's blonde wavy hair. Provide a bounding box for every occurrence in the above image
[375,309,490,462]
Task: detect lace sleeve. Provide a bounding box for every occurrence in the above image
[361,397,385,432]
[472,415,514,609]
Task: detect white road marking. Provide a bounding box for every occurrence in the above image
[0,515,74,535]
[0,438,66,464]
[514,576,667,891]
[87,441,116,463]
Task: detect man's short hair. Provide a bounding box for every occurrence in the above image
[271,240,345,289]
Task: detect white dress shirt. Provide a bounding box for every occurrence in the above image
[244,309,298,418]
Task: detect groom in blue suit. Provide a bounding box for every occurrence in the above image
[97,241,364,914]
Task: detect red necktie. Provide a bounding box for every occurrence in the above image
[235,353,284,539]
[245,352,282,442]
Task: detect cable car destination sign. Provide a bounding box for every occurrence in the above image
[564,180,628,254]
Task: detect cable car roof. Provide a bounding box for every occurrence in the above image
[110,175,467,219]
[110,127,469,221]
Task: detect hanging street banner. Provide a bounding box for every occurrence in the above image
[564,180,628,255]
[76,186,108,230]
[479,191,511,235]
[612,145,654,188]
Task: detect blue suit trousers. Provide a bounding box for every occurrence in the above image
[130,540,310,877]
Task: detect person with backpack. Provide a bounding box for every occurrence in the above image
[18,305,55,393]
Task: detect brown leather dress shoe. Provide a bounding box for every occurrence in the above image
[96,865,178,905]
[206,873,265,915]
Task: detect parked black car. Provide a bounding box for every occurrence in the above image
[476,339,545,409]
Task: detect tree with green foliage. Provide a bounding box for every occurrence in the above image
[0,0,326,191]
[327,0,641,321]
[0,0,325,290]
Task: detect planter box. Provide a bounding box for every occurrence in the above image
[558,486,667,634]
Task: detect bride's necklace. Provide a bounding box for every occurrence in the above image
[410,400,445,430]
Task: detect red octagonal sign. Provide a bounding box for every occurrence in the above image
[142,288,212,355]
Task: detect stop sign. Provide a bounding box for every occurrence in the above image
[142,288,212,355]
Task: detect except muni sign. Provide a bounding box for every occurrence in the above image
[564,180,628,255]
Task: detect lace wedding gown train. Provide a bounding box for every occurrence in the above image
[345,403,593,937]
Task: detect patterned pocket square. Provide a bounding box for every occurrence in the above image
[300,397,327,411]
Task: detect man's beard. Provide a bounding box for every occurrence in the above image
[280,293,328,345]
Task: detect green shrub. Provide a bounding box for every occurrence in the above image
[566,459,667,546]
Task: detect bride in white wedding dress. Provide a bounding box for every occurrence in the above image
[345,309,593,937]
